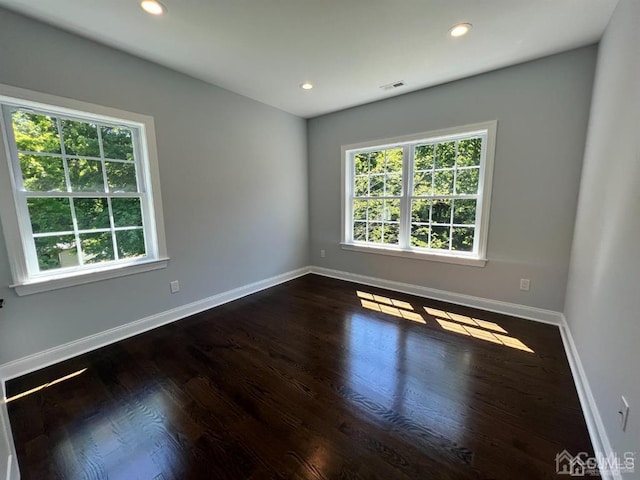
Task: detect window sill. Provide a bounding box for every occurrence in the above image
[340,243,487,267]
[10,257,170,296]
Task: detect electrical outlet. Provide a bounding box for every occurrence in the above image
[519,279,530,291]
[320,249,326,258]
[170,280,180,294]
[619,396,630,431]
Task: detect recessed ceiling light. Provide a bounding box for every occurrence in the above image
[449,23,472,38]
[141,0,166,15]
[300,82,314,90]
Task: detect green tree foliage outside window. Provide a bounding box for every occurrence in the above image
[352,135,484,254]
[11,110,146,271]
[353,148,402,245]
[410,137,481,251]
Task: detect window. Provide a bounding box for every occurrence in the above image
[0,85,168,295]
[342,121,496,266]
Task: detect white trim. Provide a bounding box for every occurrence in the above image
[0,267,310,382]
[559,314,619,480]
[0,381,19,480]
[340,242,487,267]
[340,122,497,152]
[309,266,562,325]
[0,84,153,125]
[12,257,169,296]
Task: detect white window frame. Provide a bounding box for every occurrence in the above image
[341,121,497,267]
[0,84,168,296]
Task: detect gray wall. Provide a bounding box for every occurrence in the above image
[564,0,640,470]
[308,47,597,311]
[0,9,308,365]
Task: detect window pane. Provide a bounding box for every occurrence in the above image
[347,129,489,257]
[106,161,137,192]
[27,198,73,233]
[369,174,384,196]
[80,232,114,264]
[112,198,143,227]
[411,199,430,223]
[456,168,479,194]
[433,169,454,195]
[368,222,383,243]
[413,171,432,196]
[385,174,402,196]
[384,224,399,245]
[384,148,403,173]
[384,199,400,221]
[354,176,368,197]
[430,226,450,250]
[354,153,369,175]
[101,126,134,160]
[457,138,481,167]
[431,199,452,224]
[353,200,367,221]
[11,111,61,154]
[415,145,434,170]
[34,235,77,271]
[452,227,475,251]
[368,200,383,221]
[62,119,100,157]
[453,199,477,225]
[74,198,110,230]
[116,229,146,259]
[410,225,430,247]
[435,141,456,169]
[353,221,366,242]
[69,158,105,192]
[19,154,66,192]
[369,151,384,173]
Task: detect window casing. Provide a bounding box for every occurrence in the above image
[342,122,497,266]
[0,85,168,295]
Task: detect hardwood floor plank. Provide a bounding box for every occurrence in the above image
[7,274,596,479]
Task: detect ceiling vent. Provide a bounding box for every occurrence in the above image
[380,81,406,91]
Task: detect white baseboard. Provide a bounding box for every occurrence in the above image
[1,381,19,480]
[559,315,619,480]
[0,265,609,480]
[310,266,563,325]
[0,266,310,383]
[0,265,562,382]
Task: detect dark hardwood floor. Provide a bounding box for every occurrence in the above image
[6,274,595,479]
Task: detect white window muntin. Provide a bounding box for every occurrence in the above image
[342,121,496,265]
[0,84,168,294]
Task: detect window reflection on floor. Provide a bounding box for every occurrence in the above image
[62,386,182,478]
[346,312,400,411]
[345,307,470,442]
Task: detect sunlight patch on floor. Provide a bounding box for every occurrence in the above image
[357,291,414,310]
[424,307,507,333]
[434,316,534,353]
[357,291,533,352]
[357,292,425,324]
[4,368,88,403]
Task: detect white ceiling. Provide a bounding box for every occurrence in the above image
[0,0,617,118]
